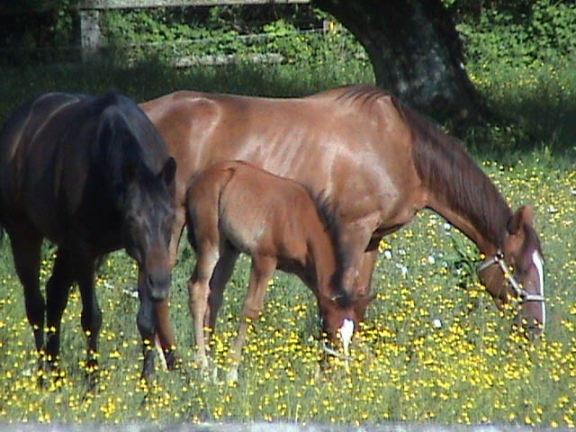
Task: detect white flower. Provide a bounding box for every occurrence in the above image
[395,263,408,277]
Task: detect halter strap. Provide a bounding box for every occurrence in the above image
[477,250,545,303]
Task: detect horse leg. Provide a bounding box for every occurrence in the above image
[205,245,239,351]
[227,255,277,383]
[188,248,219,372]
[8,227,44,372]
[136,269,159,382]
[337,223,379,298]
[75,256,102,384]
[153,299,178,371]
[169,205,186,269]
[45,248,75,376]
[356,249,379,296]
[154,205,187,370]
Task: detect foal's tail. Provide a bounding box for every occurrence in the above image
[185,161,238,250]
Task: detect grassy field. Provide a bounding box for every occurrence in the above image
[0,58,575,427]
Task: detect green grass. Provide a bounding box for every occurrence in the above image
[0,58,575,426]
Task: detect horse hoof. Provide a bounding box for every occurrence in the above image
[86,371,100,392]
[164,349,181,371]
[194,353,210,371]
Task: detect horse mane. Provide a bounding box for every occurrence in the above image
[310,190,339,239]
[334,84,512,247]
[96,93,161,184]
[334,84,394,108]
[397,99,512,247]
[308,189,353,298]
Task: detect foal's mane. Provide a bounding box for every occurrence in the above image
[335,85,512,247]
[308,189,351,298]
[311,191,342,245]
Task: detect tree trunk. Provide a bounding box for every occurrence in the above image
[314,0,488,123]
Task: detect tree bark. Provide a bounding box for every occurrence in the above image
[314,0,488,123]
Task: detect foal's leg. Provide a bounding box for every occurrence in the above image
[227,255,277,382]
[205,245,239,350]
[8,227,44,364]
[188,247,219,371]
[45,249,75,373]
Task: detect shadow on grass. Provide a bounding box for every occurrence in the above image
[1,56,574,161]
[463,61,576,161]
[0,56,373,125]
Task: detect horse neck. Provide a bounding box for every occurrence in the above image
[407,108,512,255]
[428,191,511,255]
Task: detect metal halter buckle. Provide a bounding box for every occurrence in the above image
[477,250,545,303]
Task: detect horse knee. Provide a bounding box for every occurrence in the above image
[242,306,261,321]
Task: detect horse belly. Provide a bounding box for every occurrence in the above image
[218,194,275,256]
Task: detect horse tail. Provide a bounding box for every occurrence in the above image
[185,161,238,251]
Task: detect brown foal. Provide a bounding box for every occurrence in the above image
[185,161,371,379]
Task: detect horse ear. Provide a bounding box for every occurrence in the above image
[160,157,177,187]
[507,205,534,234]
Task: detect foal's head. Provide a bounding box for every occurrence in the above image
[318,292,373,356]
[122,157,177,301]
[479,206,545,336]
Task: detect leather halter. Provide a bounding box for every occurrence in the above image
[477,250,545,303]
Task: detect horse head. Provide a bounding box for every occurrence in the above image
[122,156,177,301]
[478,205,545,337]
[317,291,374,358]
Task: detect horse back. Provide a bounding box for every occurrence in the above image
[143,87,424,234]
[0,93,87,233]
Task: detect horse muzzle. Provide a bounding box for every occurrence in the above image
[514,306,545,339]
[146,272,171,301]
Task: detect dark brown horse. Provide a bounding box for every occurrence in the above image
[186,160,372,380]
[141,85,545,352]
[0,92,177,382]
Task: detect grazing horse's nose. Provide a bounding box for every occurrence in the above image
[513,307,544,340]
[147,271,171,301]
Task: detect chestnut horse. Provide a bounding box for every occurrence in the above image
[186,161,372,380]
[0,92,177,382]
[141,85,545,352]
